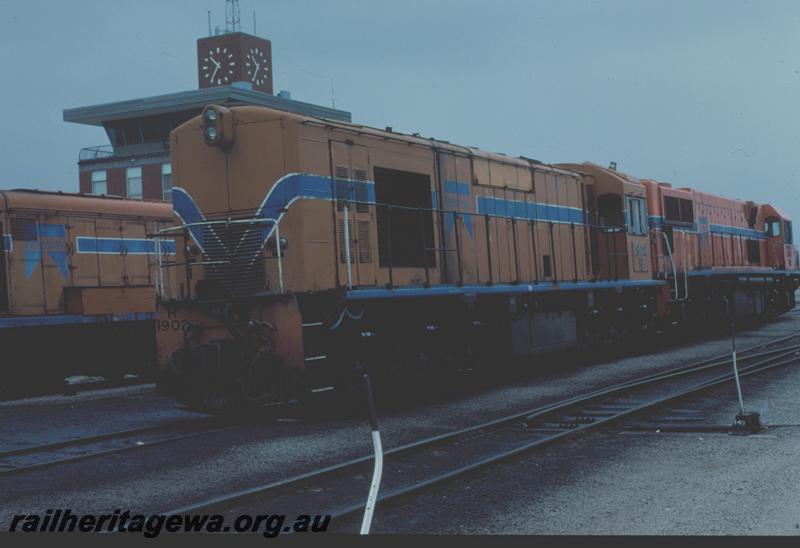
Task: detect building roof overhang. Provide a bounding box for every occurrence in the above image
[63,85,351,126]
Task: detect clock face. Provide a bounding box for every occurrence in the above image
[244,47,270,87]
[201,46,236,86]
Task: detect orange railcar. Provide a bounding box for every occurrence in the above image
[0,190,175,393]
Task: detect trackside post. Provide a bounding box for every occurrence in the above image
[730,322,762,433]
[360,373,383,534]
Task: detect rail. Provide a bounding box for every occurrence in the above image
[158,331,800,524]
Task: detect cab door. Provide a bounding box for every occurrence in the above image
[329,140,376,287]
[68,216,101,287]
[121,220,152,286]
[765,217,785,269]
[95,218,125,285]
[783,220,796,271]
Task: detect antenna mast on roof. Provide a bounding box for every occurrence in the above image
[226,0,241,33]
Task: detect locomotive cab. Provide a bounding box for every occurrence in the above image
[557,163,653,282]
[760,205,797,271]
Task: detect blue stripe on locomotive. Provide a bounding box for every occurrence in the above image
[648,215,766,240]
[173,173,590,261]
[76,237,176,255]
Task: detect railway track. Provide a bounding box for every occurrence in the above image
[160,331,800,528]
[0,416,232,477]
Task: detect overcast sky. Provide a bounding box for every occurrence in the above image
[1,0,798,227]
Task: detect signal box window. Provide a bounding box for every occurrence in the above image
[91,170,107,195]
[374,167,436,268]
[126,167,143,200]
[162,164,172,202]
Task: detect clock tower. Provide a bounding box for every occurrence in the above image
[197,31,273,94]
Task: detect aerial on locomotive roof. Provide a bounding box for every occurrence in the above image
[154,104,799,410]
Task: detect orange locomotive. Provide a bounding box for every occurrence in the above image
[0,190,175,393]
[641,179,798,320]
[158,105,656,408]
[154,105,798,410]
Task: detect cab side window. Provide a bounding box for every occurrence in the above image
[597,194,624,227]
[625,196,647,236]
[766,218,781,237]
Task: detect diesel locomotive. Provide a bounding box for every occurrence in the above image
[154,104,800,409]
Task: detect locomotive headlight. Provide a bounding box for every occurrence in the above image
[267,235,289,252]
[201,104,234,148]
[203,109,218,123]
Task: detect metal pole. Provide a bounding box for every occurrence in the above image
[454,212,464,286]
[275,222,284,294]
[343,204,353,289]
[156,234,164,299]
[548,222,557,281]
[529,220,539,283]
[730,322,746,414]
[386,205,394,288]
[683,231,689,300]
[663,232,678,300]
[511,217,520,284]
[360,373,383,535]
[484,214,493,285]
[419,208,430,287]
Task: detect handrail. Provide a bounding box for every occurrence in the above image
[662,232,681,300]
[343,204,352,289]
[152,215,285,296]
[682,230,689,300]
[153,197,667,299]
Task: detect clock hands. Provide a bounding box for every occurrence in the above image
[248,54,261,82]
[208,55,222,82]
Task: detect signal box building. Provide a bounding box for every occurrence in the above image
[64,31,350,202]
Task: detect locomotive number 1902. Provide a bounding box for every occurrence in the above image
[157,319,190,332]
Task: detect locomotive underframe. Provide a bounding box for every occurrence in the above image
[662,272,799,324]
[156,269,798,411]
[157,282,664,409]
